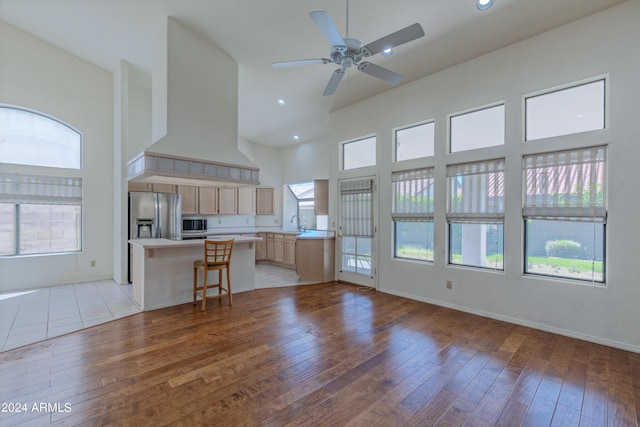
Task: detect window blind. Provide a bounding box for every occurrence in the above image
[0,173,82,205]
[339,178,373,237]
[447,158,505,223]
[392,167,434,221]
[523,146,606,221]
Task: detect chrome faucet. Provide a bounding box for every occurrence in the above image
[290,214,300,230]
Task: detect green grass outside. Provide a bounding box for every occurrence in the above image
[527,256,603,274]
[396,246,434,261]
[396,245,601,274]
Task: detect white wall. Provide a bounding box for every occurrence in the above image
[127,69,152,160]
[239,138,284,228]
[0,22,114,291]
[327,1,640,352]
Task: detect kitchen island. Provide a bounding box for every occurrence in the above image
[129,235,261,311]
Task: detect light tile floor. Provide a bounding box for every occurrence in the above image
[254,264,300,289]
[0,280,140,352]
[1,265,301,352]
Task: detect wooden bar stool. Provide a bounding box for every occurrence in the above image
[193,239,234,311]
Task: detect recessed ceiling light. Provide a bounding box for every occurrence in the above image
[277,99,285,105]
[477,0,494,10]
[293,135,300,141]
[381,48,393,57]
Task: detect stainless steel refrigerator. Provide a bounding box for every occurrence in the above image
[128,191,182,282]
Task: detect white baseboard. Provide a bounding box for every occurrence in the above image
[378,287,640,354]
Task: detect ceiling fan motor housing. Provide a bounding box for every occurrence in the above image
[331,38,368,68]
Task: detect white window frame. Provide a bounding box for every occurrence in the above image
[0,105,83,169]
[448,102,505,154]
[523,75,608,142]
[392,167,435,262]
[0,173,83,256]
[393,120,435,162]
[446,158,505,271]
[522,145,607,284]
[0,105,83,257]
[340,135,377,171]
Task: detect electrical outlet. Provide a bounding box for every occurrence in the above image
[91,260,96,267]
[446,280,453,289]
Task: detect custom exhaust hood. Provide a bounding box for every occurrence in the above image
[127,17,259,187]
[127,151,259,188]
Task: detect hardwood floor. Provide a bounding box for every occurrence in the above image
[1,282,638,426]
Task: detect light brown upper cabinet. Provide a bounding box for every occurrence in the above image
[128,181,152,192]
[217,188,238,215]
[198,187,218,215]
[178,185,198,214]
[238,187,256,215]
[152,183,176,193]
[314,179,329,215]
[256,188,275,215]
[178,185,217,215]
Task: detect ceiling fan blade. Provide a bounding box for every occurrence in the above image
[363,23,425,56]
[272,58,332,69]
[309,11,346,48]
[323,69,346,96]
[357,62,404,85]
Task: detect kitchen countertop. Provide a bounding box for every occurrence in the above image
[129,234,261,249]
[181,229,336,240]
[293,230,336,240]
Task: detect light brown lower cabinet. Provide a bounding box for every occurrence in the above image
[258,232,296,268]
[272,234,285,263]
[255,232,267,260]
[295,238,335,283]
[284,235,296,265]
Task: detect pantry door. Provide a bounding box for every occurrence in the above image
[337,176,377,288]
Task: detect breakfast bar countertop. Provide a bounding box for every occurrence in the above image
[129,234,261,249]
[178,229,336,240]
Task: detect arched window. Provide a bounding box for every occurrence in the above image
[0,105,82,256]
[0,106,82,169]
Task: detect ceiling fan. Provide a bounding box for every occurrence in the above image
[272,1,425,96]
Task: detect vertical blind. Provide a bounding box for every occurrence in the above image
[523,146,606,221]
[339,178,373,237]
[447,158,505,223]
[392,167,434,221]
[0,173,82,204]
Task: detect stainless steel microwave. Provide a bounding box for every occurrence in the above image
[182,218,207,232]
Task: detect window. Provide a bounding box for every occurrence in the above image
[287,182,327,230]
[0,106,82,169]
[450,104,504,153]
[0,174,83,256]
[395,121,435,161]
[0,106,83,257]
[525,79,605,141]
[447,159,505,270]
[342,136,376,170]
[392,168,434,261]
[523,146,606,283]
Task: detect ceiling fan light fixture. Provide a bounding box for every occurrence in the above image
[477,0,494,10]
[381,48,393,57]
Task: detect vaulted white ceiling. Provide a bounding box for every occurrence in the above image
[0,0,628,147]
